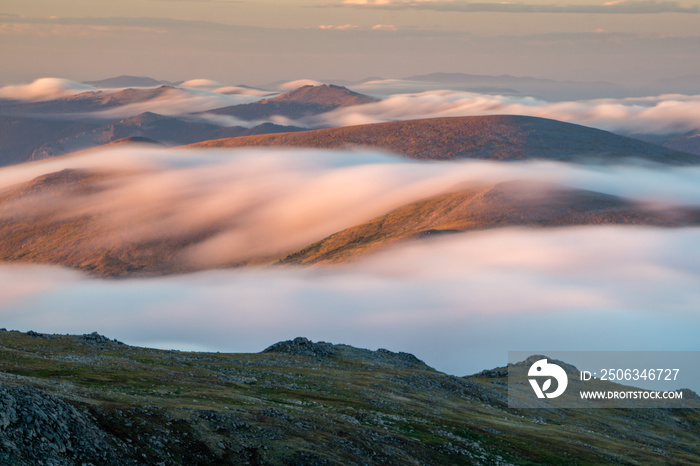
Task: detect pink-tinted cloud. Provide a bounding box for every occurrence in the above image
[0,77,97,101]
[4,146,700,272]
[333,0,699,14]
[0,22,168,38]
[300,89,700,134]
[2,227,700,377]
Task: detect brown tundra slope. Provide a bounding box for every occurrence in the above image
[189,115,700,164]
[0,169,211,277]
[280,181,700,265]
[2,167,700,276]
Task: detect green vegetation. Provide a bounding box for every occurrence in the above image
[0,331,698,465]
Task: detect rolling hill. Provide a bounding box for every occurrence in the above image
[0,85,179,116]
[28,112,305,161]
[190,115,700,164]
[0,84,375,165]
[2,168,700,277]
[202,84,379,121]
[0,116,100,166]
[637,130,700,156]
[280,181,700,265]
[0,168,212,277]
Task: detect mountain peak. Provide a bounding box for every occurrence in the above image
[268,84,378,107]
[82,75,168,88]
[202,84,379,120]
[262,337,429,369]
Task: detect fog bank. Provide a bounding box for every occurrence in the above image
[2,227,699,379]
[5,146,700,269]
[302,91,700,135]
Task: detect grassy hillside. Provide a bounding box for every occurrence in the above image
[0,331,698,465]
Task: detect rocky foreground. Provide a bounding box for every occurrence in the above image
[0,331,699,465]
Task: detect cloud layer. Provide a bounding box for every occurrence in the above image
[2,226,700,379]
[334,0,699,14]
[0,77,98,101]
[5,146,700,271]
[299,89,700,135]
[2,146,700,377]
[0,77,267,118]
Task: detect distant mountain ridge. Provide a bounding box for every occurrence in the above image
[0,84,376,165]
[398,72,628,100]
[202,84,379,121]
[27,112,305,161]
[0,116,100,166]
[83,75,172,88]
[190,115,700,165]
[0,85,178,116]
[636,130,700,156]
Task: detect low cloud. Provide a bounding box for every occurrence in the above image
[178,80,271,96]
[332,0,699,14]
[4,147,700,272]
[0,22,168,38]
[86,86,264,119]
[278,79,324,91]
[318,24,360,30]
[0,78,97,101]
[0,77,264,115]
[3,146,700,377]
[372,24,398,31]
[2,227,700,378]
[301,89,700,134]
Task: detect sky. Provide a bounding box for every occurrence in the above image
[1,0,700,86]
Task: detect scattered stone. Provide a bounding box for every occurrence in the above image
[262,337,337,358]
[79,332,124,345]
[0,383,134,465]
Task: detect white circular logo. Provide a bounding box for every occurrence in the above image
[528,358,568,399]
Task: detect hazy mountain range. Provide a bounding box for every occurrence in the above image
[82,75,174,88]
[2,79,699,166]
[2,84,700,276]
[0,84,376,165]
[399,72,626,100]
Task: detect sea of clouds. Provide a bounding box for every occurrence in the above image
[297,91,700,135]
[1,146,700,379]
[4,147,700,268]
[2,75,700,378]
[3,77,700,136]
[2,226,700,383]
[0,77,267,119]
